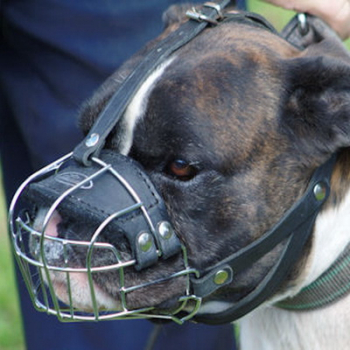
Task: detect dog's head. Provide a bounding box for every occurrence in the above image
[10,5,350,324]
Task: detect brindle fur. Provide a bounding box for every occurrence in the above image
[50,4,350,334]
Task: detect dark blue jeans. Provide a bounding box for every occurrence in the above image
[0,1,245,349]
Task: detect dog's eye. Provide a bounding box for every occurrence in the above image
[166,159,198,181]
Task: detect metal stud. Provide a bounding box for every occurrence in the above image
[313,182,327,201]
[297,13,309,36]
[158,221,174,240]
[138,232,153,252]
[85,133,100,148]
[213,269,229,285]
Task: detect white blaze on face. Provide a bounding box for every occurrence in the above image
[31,59,175,311]
[119,57,175,155]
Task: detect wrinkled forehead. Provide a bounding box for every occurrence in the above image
[118,24,296,155]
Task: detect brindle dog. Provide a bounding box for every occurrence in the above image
[21,4,350,350]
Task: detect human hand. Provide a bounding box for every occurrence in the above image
[261,0,350,40]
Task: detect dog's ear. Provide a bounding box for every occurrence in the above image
[283,38,350,160]
[162,4,194,29]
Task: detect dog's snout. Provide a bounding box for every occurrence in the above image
[10,148,197,323]
[33,208,61,238]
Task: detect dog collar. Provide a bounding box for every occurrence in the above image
[276,242,350,311]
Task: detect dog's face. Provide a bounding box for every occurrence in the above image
[31,8,350,319]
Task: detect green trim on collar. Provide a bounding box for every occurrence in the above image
[276,243,350,311]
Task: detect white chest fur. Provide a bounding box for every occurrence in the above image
[239,294,350,350]
[239,188,350,350]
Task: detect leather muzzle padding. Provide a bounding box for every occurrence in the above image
[25,150,181,270]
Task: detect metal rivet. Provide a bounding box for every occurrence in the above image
[314,182,327,201]
[213,269,229,285]
[85,133,100,148]
[158,221,174,240]
[297,13,309,36]
[138,232,153,252]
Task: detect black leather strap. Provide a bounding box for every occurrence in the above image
[190,13,342,325]
[193,154,337,324]
[73,0,231,166]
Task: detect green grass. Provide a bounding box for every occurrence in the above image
[0,3,349,350]
[0,174,25,350]
[248,0,350,49]
[248,0,295,30]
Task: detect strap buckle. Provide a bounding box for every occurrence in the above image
[186,1,225,25]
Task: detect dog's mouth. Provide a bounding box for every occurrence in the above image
[27,204,249,322]
[9,151,201,323]
[10,146,333,326]
[29,206,193,315]
[30,208,121,312]
[10,149,332,326]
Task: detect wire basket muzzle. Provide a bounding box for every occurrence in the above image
[9,150,201,323]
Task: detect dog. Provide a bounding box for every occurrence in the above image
[12,4,350,350]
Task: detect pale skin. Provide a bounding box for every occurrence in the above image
[262,0,350,40]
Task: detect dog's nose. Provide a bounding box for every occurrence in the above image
[33,208,61,238]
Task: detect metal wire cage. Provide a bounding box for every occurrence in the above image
[9,152,201,324]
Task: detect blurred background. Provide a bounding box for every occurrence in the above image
[0,1,349,349]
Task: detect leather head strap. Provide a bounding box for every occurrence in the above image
[193,154,336,324]
[73,1,282,166]
[73,0,232,166]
